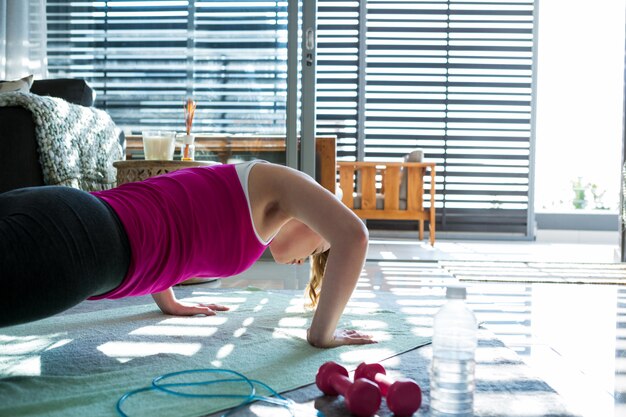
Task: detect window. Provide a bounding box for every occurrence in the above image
[534,0,625,215]
[47,0,537,235]
[318,0,536,234]
[47,0,289,135]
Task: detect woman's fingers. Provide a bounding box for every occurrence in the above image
[341,329,373,338]
[174,303,230,316]
[201,303,230,311]
[347,334,376,344]
[178,305,216,316]
[332,329,377,346]
[195,306,217,316]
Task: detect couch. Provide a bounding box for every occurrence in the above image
[0,78,125,193]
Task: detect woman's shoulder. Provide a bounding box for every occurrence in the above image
[249,162,329,209]
[249,161,306,178]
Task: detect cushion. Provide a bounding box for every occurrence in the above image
[404,149,424,163]
[352,193,408,210]
[30,78,95,107]
[399,148,424,200]
[0,75,34,94]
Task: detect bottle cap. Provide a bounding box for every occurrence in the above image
[446,285,467,299]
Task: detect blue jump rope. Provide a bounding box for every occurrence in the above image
[116,368,325,417]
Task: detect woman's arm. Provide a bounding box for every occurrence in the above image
[152,288,230,316]
[250,164,373,348]
[307,226,370,347]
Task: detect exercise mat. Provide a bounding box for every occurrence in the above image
[0,288,431,417]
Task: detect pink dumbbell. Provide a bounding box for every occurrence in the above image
[315,361,382,417]
[355,362,422,417]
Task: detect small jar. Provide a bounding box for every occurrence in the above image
[180,134,195,161]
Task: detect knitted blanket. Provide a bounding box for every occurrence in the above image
[0,92,122,190]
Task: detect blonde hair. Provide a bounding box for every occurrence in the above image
[305,249,330,308]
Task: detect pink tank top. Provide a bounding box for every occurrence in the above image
[89,163,269,299]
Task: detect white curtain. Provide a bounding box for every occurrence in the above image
[0,0,47,80]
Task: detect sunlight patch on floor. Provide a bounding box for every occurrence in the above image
[130,325,217,337]
[97,341,202,363]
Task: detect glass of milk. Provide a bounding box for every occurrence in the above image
[142,131,176,160]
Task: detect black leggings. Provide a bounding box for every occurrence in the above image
[0,186,130,327]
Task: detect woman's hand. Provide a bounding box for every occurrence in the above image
[161,300,230,316]
[307,328,377,348]
[152,288,229,316]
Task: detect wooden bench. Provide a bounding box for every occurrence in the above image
[337,161,436,245]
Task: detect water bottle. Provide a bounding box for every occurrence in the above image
[430,285,478,417]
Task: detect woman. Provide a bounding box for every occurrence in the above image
[0,161,373,348]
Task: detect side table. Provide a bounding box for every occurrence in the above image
[113,160,220,185]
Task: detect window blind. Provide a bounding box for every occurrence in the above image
[316,0,361,159]
[317,0,535,234]
[47,0,535,235]
[46,0,289,135]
